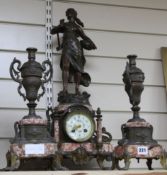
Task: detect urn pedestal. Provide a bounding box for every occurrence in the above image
[114,121,166,170]
[4,48,58,171]
[114,55,167,170]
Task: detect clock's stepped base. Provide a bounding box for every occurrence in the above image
[59,142,114,167]
[49,92,114,170]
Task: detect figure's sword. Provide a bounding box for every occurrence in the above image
[56,19,64,51]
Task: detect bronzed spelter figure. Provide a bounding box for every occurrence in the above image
[51,8,96,94]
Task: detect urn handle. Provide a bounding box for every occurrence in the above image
[10,58,26,100]
[36,59,53,101]
[10,58,22,83]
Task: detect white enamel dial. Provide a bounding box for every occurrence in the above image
[64,111,95,142]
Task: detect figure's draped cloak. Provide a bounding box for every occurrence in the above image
[60,23,91,87]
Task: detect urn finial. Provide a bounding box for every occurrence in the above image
[26,47,37,60]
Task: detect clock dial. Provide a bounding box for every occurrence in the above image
[64,110,95,142]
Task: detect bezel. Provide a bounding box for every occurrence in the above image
[64,107,95,142]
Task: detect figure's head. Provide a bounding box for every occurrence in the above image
[65,8,84,27]
[66,8,77,21]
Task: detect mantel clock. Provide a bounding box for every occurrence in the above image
[48,8,114,170]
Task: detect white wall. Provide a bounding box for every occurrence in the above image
[0,0,167,170]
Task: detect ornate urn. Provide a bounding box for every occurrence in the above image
[114,55,167,170]
[119,55,157,145]
[10,48,53,143]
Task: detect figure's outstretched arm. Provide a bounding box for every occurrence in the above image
[51,26,59,34]
[50,19,65,34]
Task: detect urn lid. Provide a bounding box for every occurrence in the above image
[123,55,145,83]
[20,48,43,78]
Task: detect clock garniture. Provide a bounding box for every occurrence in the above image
[4,48,57,170]
[49,8,114,170]
[114,55,167,170]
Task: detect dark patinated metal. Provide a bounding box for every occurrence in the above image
[123,55,145,122]
[51,8,96,95]
[119,55,157,145]
[9,47,53,143]
[57,91,91,105]
[114,55,167,170]
[10,48,52,119]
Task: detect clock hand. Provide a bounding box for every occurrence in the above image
[71,124,81,132]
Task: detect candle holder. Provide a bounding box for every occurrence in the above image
[114,55,167,170]
[4,48,58,171]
